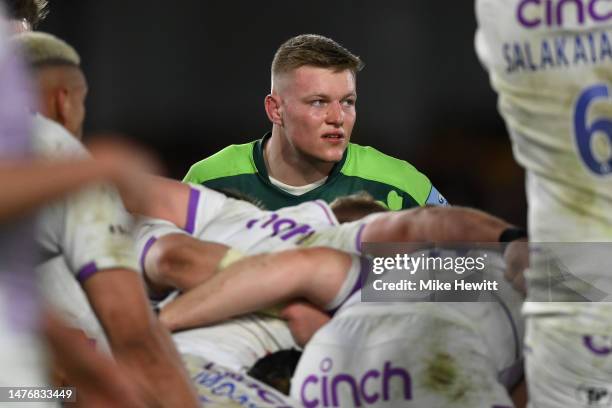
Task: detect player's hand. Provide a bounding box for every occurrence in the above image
[281,301,330,347]
[87,134,163,186]
[503,238,528,296]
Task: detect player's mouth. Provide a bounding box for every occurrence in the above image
[321,132,345,141]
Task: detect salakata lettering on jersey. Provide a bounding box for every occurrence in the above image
[505,0,612,73]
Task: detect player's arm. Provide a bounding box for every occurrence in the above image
[143,232,230,293]
[159,247,355,332]
[361,206,513,245]
[0,158,124,221]
[43,311,149,408]
[118,175,192,227]
[82,269,199,407]
[280,302,331,347]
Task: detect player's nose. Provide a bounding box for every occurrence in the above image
[325,101,344,126]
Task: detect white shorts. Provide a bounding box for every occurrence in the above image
[524,306,612,408]
[291,303,514,408]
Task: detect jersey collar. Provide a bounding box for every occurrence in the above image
[253,131,348,184]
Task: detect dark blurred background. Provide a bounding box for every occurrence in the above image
[38,0,526,225]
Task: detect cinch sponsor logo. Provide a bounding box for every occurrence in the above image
[517,0,612,28]
[246,213,315,242]
[300,358,412,407]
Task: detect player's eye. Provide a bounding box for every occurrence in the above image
[310,99,326,107]
[342,98,356,107]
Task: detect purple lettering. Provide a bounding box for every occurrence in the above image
[557,0,584,26]
[271,219,297,236]
[302,359,412,407]
[518,0,612,28]
[260,213,279,228]
[518,0,542,27]
[360,370,380,404]
[590,0,612,21]
[301,375,319,408]
[584,335,612,355]
[331,374,361,407]
[383,361,412,401]
[524,42,539,69]
[280,224,312,240]
[546,0,554,25]
[322,376,330,407]
[211,382,236,397]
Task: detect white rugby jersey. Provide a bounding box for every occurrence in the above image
[32,114,138,282]
[137,184,339,261]
[476,0,612,241]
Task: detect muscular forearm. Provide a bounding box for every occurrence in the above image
[84,269,198,407]
[120,175,191,228]
[43,312,148,408]
[110,321,198,408]
[160,247,350,332]
[363,206,512,245]
[145,233,229,291]
[0,159,114,221]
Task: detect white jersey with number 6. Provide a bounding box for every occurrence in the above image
[475,0,612,242]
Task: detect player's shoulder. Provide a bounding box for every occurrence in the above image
[31,114,88,158]
[343,143,432,203]
[183,141,258,183]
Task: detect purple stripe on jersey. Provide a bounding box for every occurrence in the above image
[314,200,337,225]
[327,258,366,316]
[185,187,200,234]
[490,291,521,361]
[77,261,98,284]
[140,237,157,273]
[355,223,366,253]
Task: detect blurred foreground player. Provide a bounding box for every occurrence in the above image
[11,31,199,407]
[476,1,612,406]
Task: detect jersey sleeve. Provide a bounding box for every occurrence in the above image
[44,184,139,284]
[424,185,449,206]
[184,184,228,237]
[135,184,229,273]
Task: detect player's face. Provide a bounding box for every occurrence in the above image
[63,69,88,139]
[279,66,356,163]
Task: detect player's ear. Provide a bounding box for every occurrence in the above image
[54,87,71,128]
[265,94,283,127]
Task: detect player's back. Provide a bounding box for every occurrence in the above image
[476,0,612,241]
[186,185,340,254]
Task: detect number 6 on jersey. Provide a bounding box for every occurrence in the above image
[574,84,612,176]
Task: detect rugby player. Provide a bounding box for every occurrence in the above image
[183,34,447,210]
[12,31,200,407]
[476,1,612,406]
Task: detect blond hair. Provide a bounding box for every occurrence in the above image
[12,31,80,68]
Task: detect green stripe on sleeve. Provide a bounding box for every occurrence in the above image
[341,144,433,206]
[183,141,258,184]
